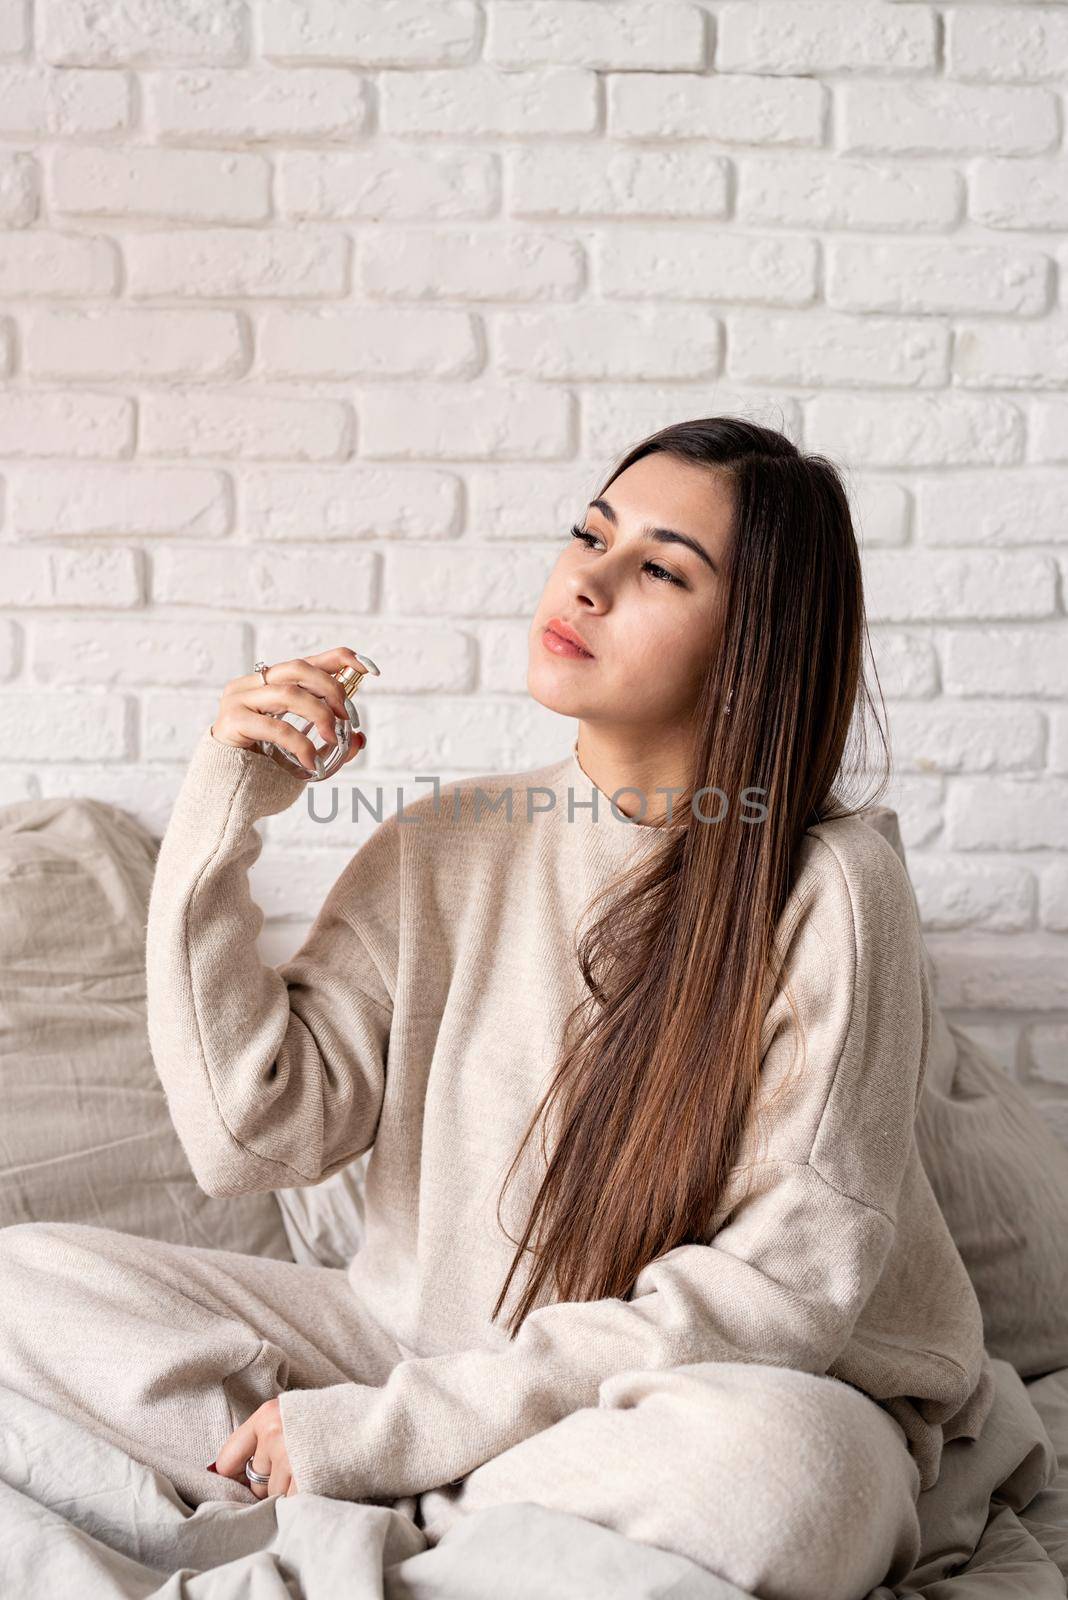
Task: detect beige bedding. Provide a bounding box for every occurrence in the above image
[0,1355,1063,1599]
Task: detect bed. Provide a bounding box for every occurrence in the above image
[1,793,1066,1600]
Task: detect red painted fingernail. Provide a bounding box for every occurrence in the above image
[206,1462,219,1473]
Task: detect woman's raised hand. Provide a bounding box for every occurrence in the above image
[211,646,368,775]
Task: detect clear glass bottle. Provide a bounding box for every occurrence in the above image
[258,653,380,782]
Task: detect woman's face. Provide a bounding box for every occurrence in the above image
[528,454,733,732]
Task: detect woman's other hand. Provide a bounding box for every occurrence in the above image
[210,1395,300,1498]
[210,646,368,775]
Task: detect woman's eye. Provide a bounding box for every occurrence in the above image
[568,524,686,589]
[649,563,683,586]
[569,523,599,549]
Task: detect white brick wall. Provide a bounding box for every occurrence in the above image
[1,0,1065,1132]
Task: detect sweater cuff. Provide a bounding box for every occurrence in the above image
[278,1383,381,1502]
[185,725,309,821]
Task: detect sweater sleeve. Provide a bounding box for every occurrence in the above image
[278,830,943,1502]
[145,727,398,1199]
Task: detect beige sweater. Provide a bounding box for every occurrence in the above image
[145,728,996,1501]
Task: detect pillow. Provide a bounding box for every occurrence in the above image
[0,795,293,1260]
[861,804,1068,1379]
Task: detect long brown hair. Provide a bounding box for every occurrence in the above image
[491,416,894,1336]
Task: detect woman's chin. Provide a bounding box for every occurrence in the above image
[526,667,591,719]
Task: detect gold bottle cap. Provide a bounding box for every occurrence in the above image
[335,653,380,697]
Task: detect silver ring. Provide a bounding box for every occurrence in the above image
[253,660,271,687]
[245,1455,271,1485]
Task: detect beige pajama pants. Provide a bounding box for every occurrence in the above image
[0,1220,924,1600]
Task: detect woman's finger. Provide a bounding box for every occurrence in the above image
[240,682,340,748]
[297,646,366,674]
[220,708,320,773]
[226,662,348,724]
[263,659,352,721]
[213,1413,258,1482]
[228,649,364,707]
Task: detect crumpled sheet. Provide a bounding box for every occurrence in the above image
[1,1362,1065,1600]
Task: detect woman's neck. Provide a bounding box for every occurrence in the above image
[573,730,691,828]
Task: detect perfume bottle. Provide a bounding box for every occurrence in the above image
[259,652,380,782]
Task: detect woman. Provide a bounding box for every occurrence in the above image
[0,418,994,1600]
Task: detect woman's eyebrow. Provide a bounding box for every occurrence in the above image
[588,497,718,575]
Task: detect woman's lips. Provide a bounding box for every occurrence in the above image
[543,626,595,660]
